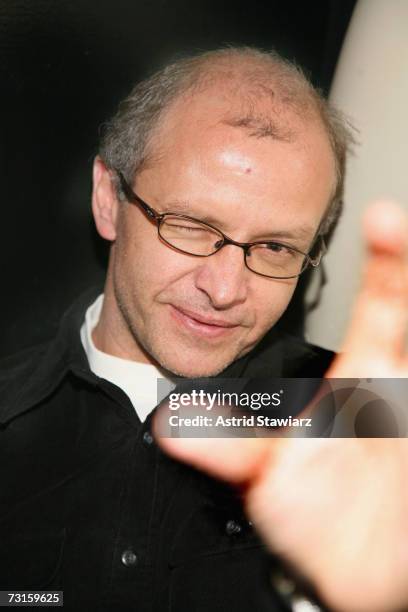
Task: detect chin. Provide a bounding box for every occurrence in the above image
[156,353,235,379]
[165,363,230,379]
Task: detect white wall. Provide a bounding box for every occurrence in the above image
[306,0,408,350]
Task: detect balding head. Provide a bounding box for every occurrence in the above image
[99,46,354,239]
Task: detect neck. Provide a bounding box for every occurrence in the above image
[92,273,153,365]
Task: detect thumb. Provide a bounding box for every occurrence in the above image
[153,405,276,484]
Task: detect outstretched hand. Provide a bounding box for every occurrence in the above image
[154,201,408,612]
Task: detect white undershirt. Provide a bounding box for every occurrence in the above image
[80,294,175,422]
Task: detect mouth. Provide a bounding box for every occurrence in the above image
[169,305,240,339]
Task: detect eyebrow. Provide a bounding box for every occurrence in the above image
[161,200,315,243]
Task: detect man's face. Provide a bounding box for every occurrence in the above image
[101,94,336,377]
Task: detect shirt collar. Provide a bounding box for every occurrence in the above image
[1,287,101,425]
[0,287,284,425]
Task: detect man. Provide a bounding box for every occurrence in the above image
[0,46,376,611]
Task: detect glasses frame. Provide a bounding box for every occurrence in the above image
[116,170,325,280]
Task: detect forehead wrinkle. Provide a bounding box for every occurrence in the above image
[221,114,295,142]
[139,80,304,179]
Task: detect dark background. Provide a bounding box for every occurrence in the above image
[0,0,356,358]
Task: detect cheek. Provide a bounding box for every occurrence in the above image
[115,216,197,294]
[252,280,298,331]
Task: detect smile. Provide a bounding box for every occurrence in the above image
[169,305,239,339]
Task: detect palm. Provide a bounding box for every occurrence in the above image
[156,200,408,612]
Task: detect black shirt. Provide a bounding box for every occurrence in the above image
[0,288,334,611]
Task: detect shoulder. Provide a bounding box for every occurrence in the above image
[278,332,335,376]
[0,342,52,422]
[0,289,101,425]
[246,329,335,378]
[0,342,50,384]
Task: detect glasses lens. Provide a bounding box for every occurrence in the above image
[159,216,224,255]
[246,243,307,278]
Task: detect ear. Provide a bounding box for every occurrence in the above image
[92,157,120,241]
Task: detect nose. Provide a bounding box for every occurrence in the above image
[194,244,249,309]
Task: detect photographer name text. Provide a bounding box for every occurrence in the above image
[168,415,312,428]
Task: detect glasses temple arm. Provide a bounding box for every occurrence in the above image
[116,171,159,220]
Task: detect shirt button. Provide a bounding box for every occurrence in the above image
[121,549,138,567]
[143,430,154,446]
[225,519,242,536]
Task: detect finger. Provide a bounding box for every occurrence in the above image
[330,200,408,374]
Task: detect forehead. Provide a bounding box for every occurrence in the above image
[137,90,336,238]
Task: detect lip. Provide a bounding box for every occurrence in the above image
[169,305,239,338]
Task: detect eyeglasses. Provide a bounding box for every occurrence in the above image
[116,171,325,280]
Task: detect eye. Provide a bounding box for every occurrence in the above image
[264,242,296,256]
[162,216,221,238]
[266,243,285,252]
[170,224,207,233]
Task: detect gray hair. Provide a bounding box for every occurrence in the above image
[99,46,355,238]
